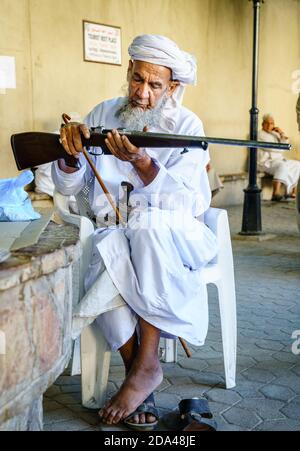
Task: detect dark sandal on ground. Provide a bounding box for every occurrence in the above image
[123,393,159,431]
[178,398,217,431]
[271,194,283,202]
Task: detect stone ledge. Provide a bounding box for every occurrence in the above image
[0,221,80,430]
[28,191,52,202]
[0,222,81,292]
[0,347,72,427]
[219,172,248,183]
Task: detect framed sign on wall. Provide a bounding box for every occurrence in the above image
[83,20,122,65]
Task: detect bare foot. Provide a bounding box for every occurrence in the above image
[99,358,163,425]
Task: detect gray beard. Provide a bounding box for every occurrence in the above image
[115,93,168,131]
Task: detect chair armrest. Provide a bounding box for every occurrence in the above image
[53,190,82,227]
[204,207,224,236]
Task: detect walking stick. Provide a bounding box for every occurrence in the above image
[62,114,191,358]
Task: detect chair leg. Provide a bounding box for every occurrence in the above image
[162,338,178,363]
[80,322,111,409]
[215,277,237,389]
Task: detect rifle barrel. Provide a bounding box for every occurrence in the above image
[85,129,291,152]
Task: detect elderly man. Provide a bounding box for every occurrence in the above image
[258,114,300,201]
[53,35,217,430]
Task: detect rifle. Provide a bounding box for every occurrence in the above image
[11,127,291,170]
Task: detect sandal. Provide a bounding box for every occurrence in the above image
[271,195,283,202]
[123,393,159,431]
[178,398,217,431]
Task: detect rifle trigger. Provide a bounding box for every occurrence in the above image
[200,141,208,150]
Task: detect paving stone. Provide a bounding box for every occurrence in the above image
[52,393,82,405]
[178,358,209,371]
[55,375,81,386]
[167,376,193,385]
[291,365,300,377]
[237,398,286,420]
[43,399,64,412]
[241,368,276,383]
[255,340,285,352]
[240,329,268,339]
[154,392,181,410]
[164,383,210,398]
[190,372,224,386]
[66,405,100,426]
[273,374,300,394]
[162,364,198,379]
[217,423,247,431]
[272,351,299,364]
[206,388,242,405]
[44,408,76,424]
[60,384,81,394]
[259,384,295,402]
[222,406,261,430]
[254,360,294,371]
[44,418,92,431]
[231,380,265,399]
[156,378,171,392]
[280,401,300,420]
[254,419,300,431]
[208,401,231,416]
[44,385,61,398]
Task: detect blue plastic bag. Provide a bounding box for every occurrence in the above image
[0,170,41,221]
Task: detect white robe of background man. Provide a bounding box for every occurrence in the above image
[258,129,300,193]
[53,96,218,350]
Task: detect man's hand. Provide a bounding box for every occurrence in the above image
[105,128,159,186]
[273,126,288,140]
[105,128,149,164]
[60,122,90,159]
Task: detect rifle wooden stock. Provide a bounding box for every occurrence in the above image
[10,129,291,171]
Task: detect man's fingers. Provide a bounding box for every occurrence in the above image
[72,124,84,153]
[65,126,81,158]
[105,138,118,157]
[79,123,90,139]
[111,129,124,149]
[60,127,72,155]
[122,135,138,153]
[143,125,149,133]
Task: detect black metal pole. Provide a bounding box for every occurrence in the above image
[240,0,264,235]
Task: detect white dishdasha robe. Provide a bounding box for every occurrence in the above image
[52,97,218,350]
[258,129,300,193]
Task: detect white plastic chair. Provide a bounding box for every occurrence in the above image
[162,208,237,389]
[54,190,237,409]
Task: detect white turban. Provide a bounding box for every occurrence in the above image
[128,34,197,131]
[128,34,197,86]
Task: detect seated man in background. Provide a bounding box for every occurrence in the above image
[258,114,300,201]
